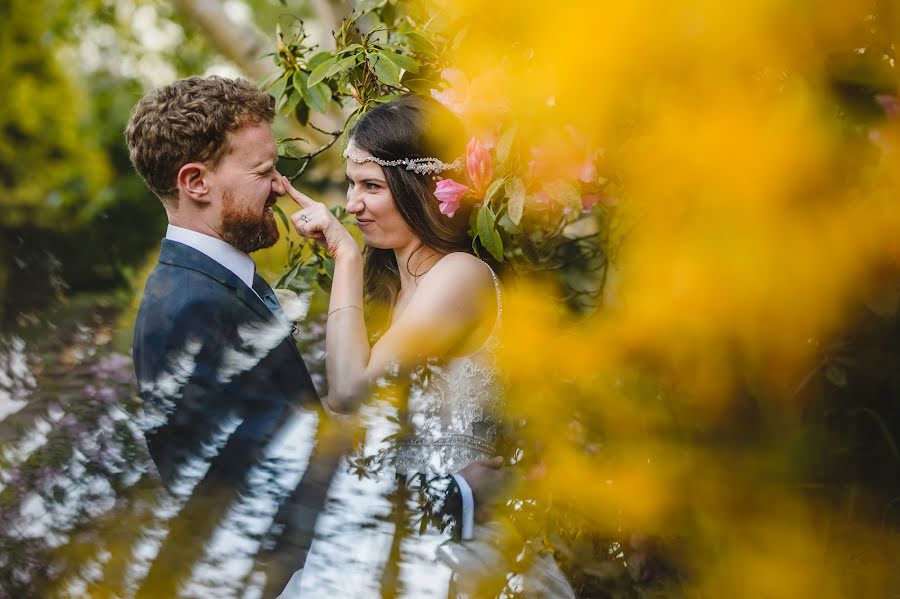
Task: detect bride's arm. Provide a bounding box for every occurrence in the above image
[330,252,494,412]
[284,178,495,413]
[324,249,370,408]
[284,179,371,411]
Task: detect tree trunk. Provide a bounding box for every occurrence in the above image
[171,0,276,83]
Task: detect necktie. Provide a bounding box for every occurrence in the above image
[252,276,284,319]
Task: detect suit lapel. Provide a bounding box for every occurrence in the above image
[158,240,307,364]
[232,282,275,322]
[159,239,273,322]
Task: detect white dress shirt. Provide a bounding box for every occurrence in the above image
[451,473,476,540]
[165,225,259,295]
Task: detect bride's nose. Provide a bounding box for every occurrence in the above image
[345,189,364,214]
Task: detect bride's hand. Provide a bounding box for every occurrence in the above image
[282,176,359,261]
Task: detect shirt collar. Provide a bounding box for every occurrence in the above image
[165,224,256,289]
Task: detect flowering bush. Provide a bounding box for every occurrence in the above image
[269,4,611,308]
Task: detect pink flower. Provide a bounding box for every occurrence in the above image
[429,68,510,120]
[534,190,552,204]
[466,138,493,197]
[430,69,469,115]
[581,194,601,212]
[581,193,618,212]
[433,178,469,218]
[578,158,599,183]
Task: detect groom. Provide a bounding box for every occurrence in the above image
[127,76,322,596]
[128,76,316,489]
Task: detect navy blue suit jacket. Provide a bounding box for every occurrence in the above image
[133,239,318,490]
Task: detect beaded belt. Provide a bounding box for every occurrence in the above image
[395,433,496,456]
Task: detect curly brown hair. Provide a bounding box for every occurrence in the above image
[125,76,275,203]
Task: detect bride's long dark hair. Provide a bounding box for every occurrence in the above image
[348,95,476,326]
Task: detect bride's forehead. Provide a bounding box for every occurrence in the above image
[345,143,386,178]
[345,159,384,179]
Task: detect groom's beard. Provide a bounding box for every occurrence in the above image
[220,190,280,254]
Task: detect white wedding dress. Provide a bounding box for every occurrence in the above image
[280,262,572,598]
[391,265,574,599]
[391,263,505,478]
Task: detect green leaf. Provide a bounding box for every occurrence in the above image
[506,177,526,225]
[468,203,480,239]
[306,81,332,113]
[380,1,399,26]
[275,86,300,114]
[477,206,504,262]
[272,204,291,231]
[269,74,288,101]
[401,30,438,55]
[276,262,300,288]
[369,52,401,86]
[337,43,363,55]
[340,109,364,153]
[258,70,283,91]
[495,126,517,164]
[484,176,507,205]
[327,55,359,78]
[497,212,521,234]
[298,241,314,264]
[379,50,419,74]
[488,227,504,262]
[308,56,338,86]
[372,94,403,104]
[294,101,310,126]
[292,70,308,96]
[283,88,302,114]
[308,51,333,69]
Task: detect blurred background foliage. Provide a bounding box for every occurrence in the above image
[1,0,899,597]
[0,0,321,322]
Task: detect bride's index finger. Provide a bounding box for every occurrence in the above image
[281,176,315,208]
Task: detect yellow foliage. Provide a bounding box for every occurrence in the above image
[436,0,900,594]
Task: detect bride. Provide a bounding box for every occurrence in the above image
[283,95,510,596]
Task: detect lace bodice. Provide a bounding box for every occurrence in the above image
[392,263,504,476]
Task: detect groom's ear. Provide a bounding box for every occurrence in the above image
[176,162,212,203]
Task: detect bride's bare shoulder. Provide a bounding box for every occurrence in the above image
[425,252,494,289]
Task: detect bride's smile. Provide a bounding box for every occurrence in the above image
[344,141,419,251]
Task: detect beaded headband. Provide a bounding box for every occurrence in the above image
[343,149,463,176]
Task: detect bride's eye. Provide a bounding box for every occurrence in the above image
[366,183,379,191]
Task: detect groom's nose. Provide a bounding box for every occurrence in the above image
[272,170,286,196]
